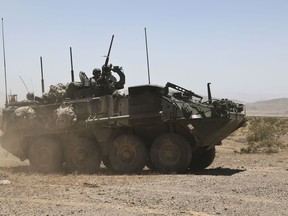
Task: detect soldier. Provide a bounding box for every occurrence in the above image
[90,68,102,85]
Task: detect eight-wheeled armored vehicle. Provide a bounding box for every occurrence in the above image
[0,38,246,174]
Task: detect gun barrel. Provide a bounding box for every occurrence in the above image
[104,35,114,66]
[107,35,114,58]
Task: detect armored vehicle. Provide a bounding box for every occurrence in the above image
[0,38,246,174]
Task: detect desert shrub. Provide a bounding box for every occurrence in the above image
[241,117,288,153]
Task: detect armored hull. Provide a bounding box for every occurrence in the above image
[0,80,246,174]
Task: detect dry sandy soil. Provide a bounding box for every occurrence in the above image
[0,132,287,216]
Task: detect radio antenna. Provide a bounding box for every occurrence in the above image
[144,28,151,84]
[40,56,45,93]
[19,76,29,93]
[1,18,8,107]
[70,47,74,82]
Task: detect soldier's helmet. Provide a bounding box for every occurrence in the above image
[92,68,101,77]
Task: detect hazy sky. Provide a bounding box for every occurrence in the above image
[0,0,288,106]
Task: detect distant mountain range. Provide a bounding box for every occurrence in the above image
[245,98,288,117]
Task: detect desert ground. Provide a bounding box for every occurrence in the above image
[0,130,287,216]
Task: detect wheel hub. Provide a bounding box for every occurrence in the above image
[118,144,136,163]
[159,143,180,166]
[73,148,89,166]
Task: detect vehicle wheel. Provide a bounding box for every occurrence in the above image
[190,147,216,170]
[109,134,147,174]
[150,133,192,173]
[28,137,63,173]
[65,137,100,174]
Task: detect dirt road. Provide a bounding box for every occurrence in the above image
[0,137,287,216]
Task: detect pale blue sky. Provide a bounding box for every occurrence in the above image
[0,0,288,105]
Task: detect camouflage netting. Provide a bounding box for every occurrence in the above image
[12,106,36,130]
[54,105,77,129]
[42,83,67,103]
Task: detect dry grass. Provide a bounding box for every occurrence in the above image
[240,117,288,154]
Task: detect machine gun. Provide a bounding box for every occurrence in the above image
[165,82,203,100]
[101,35,114,84]
[94,35,125,92]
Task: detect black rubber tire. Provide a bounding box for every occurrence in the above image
[109,134,148,174]
[28,137,63,173]
[190,147,216,170]
[65,137,100,174]
[150,133,192,173]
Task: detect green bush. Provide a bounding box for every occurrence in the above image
[241,117,288,154]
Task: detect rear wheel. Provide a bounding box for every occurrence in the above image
[65,137,100,174]
[28,137,63,173]
[190,147,216,170]
[150,133,192,173]
[109,134,147,173]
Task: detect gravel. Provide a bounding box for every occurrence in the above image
[0,137,287,216]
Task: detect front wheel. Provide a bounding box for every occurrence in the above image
[28,137,63,173]
[190,147,216,170]
[150,133,192,173]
